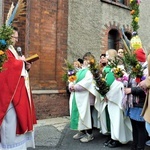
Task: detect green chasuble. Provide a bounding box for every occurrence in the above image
[70,68,88,130]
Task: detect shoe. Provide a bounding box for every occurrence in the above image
[104,138,112,146]
[137,147,144,150]
[130,142,137,150]
[137,148,144,150]
[80,133,94,143]
[73,132,86,140]
[146,140,150,146]
[108,140,120,148]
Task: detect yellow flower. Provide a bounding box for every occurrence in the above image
[116,70,119,74]
[130,0,133,3]
[130,10,135,15]
[0,50,4,55]
[68,75,77,82]
[114,67,120,73]
[102,78,105,82]
[135,64,140,69]
[134,17,139,22]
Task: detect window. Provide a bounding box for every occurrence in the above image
[101,0,129,7]
[108,29,120,50]
[111,0,125,4]
[124,31,132,41]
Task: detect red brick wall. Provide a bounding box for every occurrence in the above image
[26,0,68,89]
[4,0,69,119]
[34,93,69,120]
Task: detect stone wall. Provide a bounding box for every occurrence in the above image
[68,0,149,61]
[139,0,150,51]
[0,0,3,26]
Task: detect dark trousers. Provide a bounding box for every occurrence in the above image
[131,119,148,149]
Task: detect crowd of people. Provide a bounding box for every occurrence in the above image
[1,2,150,150]
[1,24,149,150]
[1,28,150,149]
[68,44,150,150]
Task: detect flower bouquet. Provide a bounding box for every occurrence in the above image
[112,67,124,79]
[108,56,125,79]
[67,70,77,83]
[0,25,13,71]
[62,59,77,83]
[124,51,144,83]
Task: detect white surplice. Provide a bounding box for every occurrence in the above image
[0,46,35,150]
[100,80,133,144]
[69,70,101,131]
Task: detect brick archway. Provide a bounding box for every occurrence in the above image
[100,21,132,54]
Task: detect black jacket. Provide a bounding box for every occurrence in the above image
[131,87,146,108]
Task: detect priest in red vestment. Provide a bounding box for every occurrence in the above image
[0,27,37,149]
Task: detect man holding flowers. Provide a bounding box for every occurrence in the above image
[69,52,101,143]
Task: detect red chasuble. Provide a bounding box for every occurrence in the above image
[0,50,37,134]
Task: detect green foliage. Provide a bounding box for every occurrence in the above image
[89,60,109,96]
[107,56,125,78]
[0,25,13,71]
[124,52,143,78]
[62,59,75,82]
[0,25,13,50]
[108,57,119,68]
[130,0,140,32]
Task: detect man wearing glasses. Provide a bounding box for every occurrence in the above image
[0,27,37,150]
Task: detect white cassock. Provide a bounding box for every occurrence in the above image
[100,80,133,144]
[0,46,35,150]
[69,70,101,131]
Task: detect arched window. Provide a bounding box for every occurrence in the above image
[108,29,120,50]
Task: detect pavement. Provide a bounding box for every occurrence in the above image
[33,116,70,148]
[28,116,150,150]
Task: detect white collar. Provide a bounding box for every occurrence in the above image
[8,45,19,59]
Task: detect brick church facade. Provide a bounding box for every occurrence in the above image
[1,0,149,119]
[1,0,69,119]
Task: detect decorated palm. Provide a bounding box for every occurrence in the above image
[130,0,141,32]
[0,0,26,71]
[89,58,110,96]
